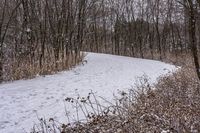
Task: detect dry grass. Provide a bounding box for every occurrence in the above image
[4,52,85,81]
[29,51,200,133]
[66,68,200,133]
[31,66,200,133]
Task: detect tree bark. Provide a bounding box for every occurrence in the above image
[188,0,200,80]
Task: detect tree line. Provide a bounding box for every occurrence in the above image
[0,0,200,81]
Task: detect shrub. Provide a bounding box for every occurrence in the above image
[32,67,200,133]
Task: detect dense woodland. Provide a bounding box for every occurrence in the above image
[0,0,200,81]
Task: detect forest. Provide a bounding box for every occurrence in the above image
[0,0,200,132]
[0,0,200,81]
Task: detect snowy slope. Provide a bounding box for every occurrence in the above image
[0,53,176,133]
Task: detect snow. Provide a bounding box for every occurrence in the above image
[26,28,31,32]
[0,53,176,133]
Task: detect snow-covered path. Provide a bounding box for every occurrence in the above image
[0,53,176,133]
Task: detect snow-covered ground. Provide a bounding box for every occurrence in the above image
[0,53,176,133]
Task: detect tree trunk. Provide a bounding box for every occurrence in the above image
[188,0,200,80]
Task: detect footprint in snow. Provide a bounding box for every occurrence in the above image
[39,104,44,108]
[73,70,80,75]
[46,96,54,100]
[29,93,37,97]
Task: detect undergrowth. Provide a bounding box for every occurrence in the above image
[31,66,200,133]
[4,52,85,81]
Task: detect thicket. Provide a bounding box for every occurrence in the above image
[30,64,200,133]
[0,0,86,81]
[1,0,200,81]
